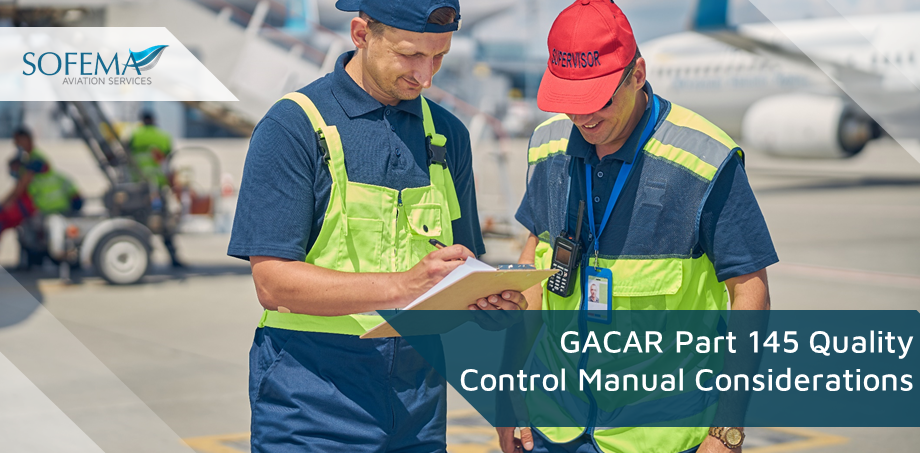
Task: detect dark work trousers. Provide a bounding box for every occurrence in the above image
[249,327,447,453]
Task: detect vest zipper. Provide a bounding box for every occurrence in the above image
[395,190,403,276]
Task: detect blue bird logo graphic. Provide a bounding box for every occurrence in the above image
[127,45,168,72]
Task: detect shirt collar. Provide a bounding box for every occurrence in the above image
[566,82,656,166]
[331,51,424,119]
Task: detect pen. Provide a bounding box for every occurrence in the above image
[429,239,447,249]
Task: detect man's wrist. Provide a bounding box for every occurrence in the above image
[387,272,411,309]
[708,427,744,449]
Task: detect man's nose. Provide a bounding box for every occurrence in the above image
[414,59,435,88]
[570,114,593,126]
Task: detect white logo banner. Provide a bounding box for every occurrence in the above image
[0,27,238,102]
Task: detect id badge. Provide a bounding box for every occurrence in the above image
[585,267,613,324]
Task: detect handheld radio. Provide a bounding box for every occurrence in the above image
[547,201,585,297]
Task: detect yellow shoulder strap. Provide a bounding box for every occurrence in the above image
[420,96,461,221]
[278,92,349,235]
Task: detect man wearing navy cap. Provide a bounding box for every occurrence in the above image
[229,0,529,451]
[501,1,777,452]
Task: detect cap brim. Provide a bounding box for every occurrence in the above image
[335,0,361,12]
[537,68,624,115]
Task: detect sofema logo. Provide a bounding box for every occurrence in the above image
[22,45,168,86]
[130,45,168,71]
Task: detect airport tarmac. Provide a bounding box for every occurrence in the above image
[0,137,919,452]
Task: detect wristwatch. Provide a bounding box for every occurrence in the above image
[708,427,744,449]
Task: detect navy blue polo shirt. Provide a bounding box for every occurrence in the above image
[516,83,777,282]
[228,51,485,262]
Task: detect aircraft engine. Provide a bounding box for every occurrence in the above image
[741,94,881,159]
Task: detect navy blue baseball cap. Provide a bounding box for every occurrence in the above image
[335,0,461,33]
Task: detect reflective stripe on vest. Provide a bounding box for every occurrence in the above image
[257,92,462,336]
[524,101,740,452]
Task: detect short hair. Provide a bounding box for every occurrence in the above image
[12,126,31,140]
[619,48,643,87]
[140,110,155,122]
[360,7,457,35]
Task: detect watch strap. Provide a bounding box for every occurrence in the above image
[708,427,744,449]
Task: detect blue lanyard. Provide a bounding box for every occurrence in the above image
[585,96,660,267]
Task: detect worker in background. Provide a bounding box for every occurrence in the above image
[228,0,527,451]
[1,127,82,234]
[492,1,777,452]
[129,110,184,268]
[129,110,172,188]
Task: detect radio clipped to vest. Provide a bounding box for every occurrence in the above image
[547,200,585,297]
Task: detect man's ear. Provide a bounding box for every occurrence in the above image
[351,16,370,49]
[633,57,647,88]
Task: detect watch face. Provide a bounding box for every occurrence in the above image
[725,428,743,447]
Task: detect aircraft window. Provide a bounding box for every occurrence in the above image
[896,54,902,64]
[910,52,915,64]
[871,54,877,65]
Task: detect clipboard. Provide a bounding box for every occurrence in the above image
[360,262,557,339]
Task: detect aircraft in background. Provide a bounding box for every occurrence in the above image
[643,0,920,159]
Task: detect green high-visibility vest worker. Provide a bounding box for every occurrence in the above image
[257,92,463,335]
[2,128,83,239]
[227,2,525,451]
[502,1,778,453]
[129,111,172,187]
[11,133,81,215]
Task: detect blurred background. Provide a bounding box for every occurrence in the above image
[0,0,918,452]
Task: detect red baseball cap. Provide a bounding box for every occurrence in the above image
[537,0,638,114]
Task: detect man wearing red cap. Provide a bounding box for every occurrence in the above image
[504,1,777,452]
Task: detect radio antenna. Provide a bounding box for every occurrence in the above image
[574,200,585,243]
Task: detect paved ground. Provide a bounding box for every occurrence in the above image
[0,138,918,452]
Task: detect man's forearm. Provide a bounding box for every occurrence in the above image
[727,269,770,311]
[712,268,771,431]
[251,245,473,317]
[251,258,408,316]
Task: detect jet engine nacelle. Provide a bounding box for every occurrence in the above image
[741,94,881,159]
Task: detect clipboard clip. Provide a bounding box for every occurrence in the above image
[497,264,536,270]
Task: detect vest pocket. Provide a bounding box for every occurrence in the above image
[405,203,444,258]
[611,259,683,310]
[345,217,384,271]
[406,204,443,237]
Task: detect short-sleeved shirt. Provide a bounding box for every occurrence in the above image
[228,51,485,262]
[516,83,777,282]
